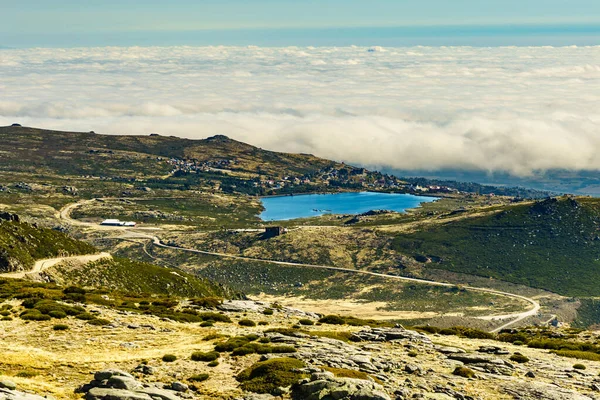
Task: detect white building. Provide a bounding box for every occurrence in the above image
[101,219,136,227]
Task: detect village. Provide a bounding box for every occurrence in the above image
[165,157,459,195]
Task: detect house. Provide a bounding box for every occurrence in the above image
[100,219,137,227]
[264,226,287,237]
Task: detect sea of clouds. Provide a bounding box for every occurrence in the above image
[1,45,599,176]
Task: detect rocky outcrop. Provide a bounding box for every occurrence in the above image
[77,370,184,400]
[350,326,432,344]
[291,371,391,400]
[0,380,46,400]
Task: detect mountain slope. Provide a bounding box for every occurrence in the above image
[0,215,96,272]
[391,197,600,296]
[0,126,337,178]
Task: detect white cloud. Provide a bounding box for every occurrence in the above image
[1,45,600,176]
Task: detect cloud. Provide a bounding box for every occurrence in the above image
[1,45,600,176]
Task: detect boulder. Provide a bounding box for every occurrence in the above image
[291,373,391,400]
[85,388,151,400]
[0,388,47,400]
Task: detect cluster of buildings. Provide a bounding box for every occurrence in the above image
[166,158,238,175]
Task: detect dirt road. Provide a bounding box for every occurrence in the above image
[0,252,112,279]
[61,199,546,331]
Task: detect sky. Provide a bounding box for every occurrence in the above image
[2,0,600,47]
[2,46,599,177]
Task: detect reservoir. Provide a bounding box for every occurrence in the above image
[259,191,438,221]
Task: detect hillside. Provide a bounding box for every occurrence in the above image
[391,197,600,297]
[0,214,96,272]
[0,126,337,179]
[47,256,238,298]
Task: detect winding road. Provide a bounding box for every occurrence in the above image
[0,252,112,279]
[59,199,545,332]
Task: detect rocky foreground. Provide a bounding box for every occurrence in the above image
[2,300,600,399]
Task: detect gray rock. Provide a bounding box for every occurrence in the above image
[169,382,188,392]
[0,381,16,391]
[106,376,143,391]
[292,374,391,400]
[94,370,134,382]
[0,388,48,400]
[136,388,180,400]
[85,388,152,400]
[404,364,422,375]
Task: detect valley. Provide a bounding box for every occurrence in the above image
[1,125,599,399]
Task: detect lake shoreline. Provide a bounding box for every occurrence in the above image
[259,191,440,221]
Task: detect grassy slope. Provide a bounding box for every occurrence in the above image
[0,126,337,178]
[391,197,600,297]
[50,257,236,298]
[0,220,96,272]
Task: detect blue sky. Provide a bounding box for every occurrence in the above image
[2,0,600,47]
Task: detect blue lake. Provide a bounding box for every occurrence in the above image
[259,192,439,221]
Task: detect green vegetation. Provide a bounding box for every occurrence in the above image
[53,257,235,298]
[573,363,586,370]
[452,366,475,378]
[322,366,371,380]
[189,374,209,382]
[550,350,600,361]
[509,353,529,363]
[236,358,307,394]
[0,219,95,273]
[214,334,295,356]
[572,299,600,328]
[191,351,220,362]
[162,354,177,362]
[239,319,256,327]
[392,197,600,296]
[319,314,393,328]
[52,324,69,331]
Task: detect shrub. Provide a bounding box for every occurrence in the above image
[573,363,587,370]
[318,315,345,325]
[311,331,353,342]
[20,312,51,321]
[63,286,86,295]
[207,360,219,367]
[48,310,67,319]
[88,318,111,326]
[259,337,271,344]
[215,336,256,352]
[258,321,268,326]
[203,333,228,341]
[0,310,11,317]
[1,316,12,321]
[551,350,600,361]
[198,312,231,323]
[239,319,256,327]
[191,351,220,362]
[162,354,177,362]
[16,370,38,378]
[53,324,69,331]
[262,308,274,315]
[322,366,370,380]
[439,328,458,336]
[408,351,418,357]
[75,313,96,321]
[452,366,475,378]
[509,353,529,363]
[200,321,214,327]
[236,358,307,394]
[191,297,223,309]
[188,373,209,382]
